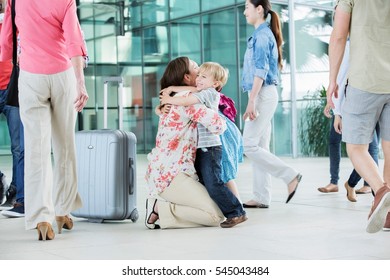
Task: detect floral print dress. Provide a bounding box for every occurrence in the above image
[146,103,226,196]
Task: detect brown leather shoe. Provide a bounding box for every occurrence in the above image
[344,182,357,202]
[220,214,247,228]
[318,183,339,193]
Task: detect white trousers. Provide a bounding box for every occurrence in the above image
[157,173,224,229]
[19,68,82,230]
[243,85,298,205]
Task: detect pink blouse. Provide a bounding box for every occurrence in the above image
[145,103,226,195]
[0,0,87,74]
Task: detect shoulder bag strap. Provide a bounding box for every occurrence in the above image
[11,0,17,64]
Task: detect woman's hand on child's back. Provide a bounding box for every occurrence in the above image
[160,94,172,105]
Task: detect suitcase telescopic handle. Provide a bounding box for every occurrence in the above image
[103,76,124,130]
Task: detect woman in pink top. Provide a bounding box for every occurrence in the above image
[0,0,89,241]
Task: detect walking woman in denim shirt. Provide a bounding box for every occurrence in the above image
[241,0,302,208]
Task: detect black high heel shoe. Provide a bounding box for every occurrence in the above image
[145,198,160,229]
[286,174,302,203]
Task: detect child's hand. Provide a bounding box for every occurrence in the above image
[155,104,172,115]
[160,86,173,96]
[160,94,172,105]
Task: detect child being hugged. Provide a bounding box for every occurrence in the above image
[160,62,244,206]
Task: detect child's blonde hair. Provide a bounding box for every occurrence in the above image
[198,62,229,91]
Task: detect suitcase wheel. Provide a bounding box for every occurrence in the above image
[128,208,139,222]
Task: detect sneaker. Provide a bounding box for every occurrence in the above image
[0,184,17,210]
[383,213,390,232]
[366,184,390,233]
[220,214,248,228]
[0,174,7,205]
[2,202,24,218]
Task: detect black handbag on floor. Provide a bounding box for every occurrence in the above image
[6,0,19,107]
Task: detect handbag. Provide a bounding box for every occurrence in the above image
[6,0,19,107]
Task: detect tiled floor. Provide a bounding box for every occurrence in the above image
[0,154,389,260]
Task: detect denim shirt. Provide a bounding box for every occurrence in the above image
[241,22,279,92]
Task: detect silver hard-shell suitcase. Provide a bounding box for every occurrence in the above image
[71,77,139,223]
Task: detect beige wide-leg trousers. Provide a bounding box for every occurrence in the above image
[243,85,298,205]
[19,68,82,230]
[157,173,224,229]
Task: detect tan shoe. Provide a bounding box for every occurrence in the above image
[318,183,339,193]
[37,222,55,241]
[344,182,357,202]
[56,215,74,234]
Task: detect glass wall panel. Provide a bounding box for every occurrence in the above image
[295,0,335,8]
[121,65,144,147]
[170,17,201,63]
[117,33,133,63]
[130,1,142,28]
[170,0,200,19]
[143,25,169,150]
[291,6,332,100]
[0,115,10,155]
[78,2,121,132]
[201,0,235,11]
[141,0,169,25]
[202,9,239,124]
[292,6,332,156]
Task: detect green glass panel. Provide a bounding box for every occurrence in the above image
[170,17,201,63]
[141,0,169,25]
[202,9,240,126]
[170,0,200,19]
[295,0,335,8]
[201,0,235,11]
[0,115,11,155]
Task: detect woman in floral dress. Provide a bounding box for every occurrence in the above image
[145,57,226,229]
